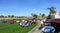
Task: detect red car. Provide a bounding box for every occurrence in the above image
[51,19,60,33]
[8,20,15,24]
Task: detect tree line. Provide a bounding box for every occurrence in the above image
[0,7,57,19]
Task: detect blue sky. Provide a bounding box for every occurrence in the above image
[0,0,60,16]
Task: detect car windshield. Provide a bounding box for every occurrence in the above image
[20,22,27,24]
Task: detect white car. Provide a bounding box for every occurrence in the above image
[20,22,26,26]
[16,20,20,23]
[20,21,32,27]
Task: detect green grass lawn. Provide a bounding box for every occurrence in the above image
[0,22,37,33]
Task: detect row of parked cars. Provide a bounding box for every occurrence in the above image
[0,18,35,27]
[0,19,16,24]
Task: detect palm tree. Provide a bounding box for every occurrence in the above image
[8,15,14,18]
[11,15,14,17]
[47,14,52,19]
[31,13,38,18]
[39,13,41,16]
[39,13,41,18]
[31,13,38,22]
[8,15,11,17]
[47,7,56,14]
[41,14,45,18]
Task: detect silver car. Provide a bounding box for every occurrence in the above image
[20,21,32,27]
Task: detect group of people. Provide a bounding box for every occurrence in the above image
[39,19,55,33]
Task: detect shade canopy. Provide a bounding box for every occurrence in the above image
[52,19,60,23]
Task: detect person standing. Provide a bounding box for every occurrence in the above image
[39,20,44,30]
[41,20,44,27]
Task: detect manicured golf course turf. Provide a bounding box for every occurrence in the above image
[0,22,37,33]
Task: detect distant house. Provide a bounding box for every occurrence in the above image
[50,12,60,22]
[45,12,60,23]
[52,12,60,19]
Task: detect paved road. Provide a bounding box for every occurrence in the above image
[28,20,42,33]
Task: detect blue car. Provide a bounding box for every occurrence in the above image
[41,26,55,33]
[0,20,7,23]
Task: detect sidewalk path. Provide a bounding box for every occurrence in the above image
[28,20,42,33]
